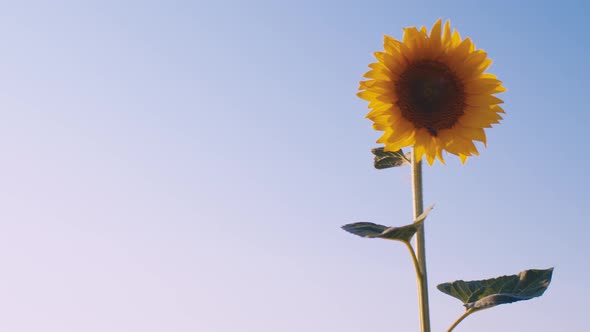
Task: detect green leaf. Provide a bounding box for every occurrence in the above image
[437,268,554,310]
[371,147,411,169]
[341,222,389,238]
[342,205,434,242]
[415,205,434,224]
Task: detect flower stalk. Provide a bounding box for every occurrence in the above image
[411,149,431,332]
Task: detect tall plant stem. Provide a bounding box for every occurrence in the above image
[411,150,431,332]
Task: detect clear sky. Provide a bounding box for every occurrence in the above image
[0,0,588,331]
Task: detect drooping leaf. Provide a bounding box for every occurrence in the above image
[341,221,421,242]
[341,222,388,238]
[371,147,411,169]
[342,205,434,242]
[437,268,554,310]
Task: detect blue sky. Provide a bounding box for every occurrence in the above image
[0,0,588,331]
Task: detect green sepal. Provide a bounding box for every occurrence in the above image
[372,147,411,169]
[437,268,554,310]
[342,205,433,242]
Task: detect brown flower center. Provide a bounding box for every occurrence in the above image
[395,60,464,136]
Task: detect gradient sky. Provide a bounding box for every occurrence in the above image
[1,0,588,331]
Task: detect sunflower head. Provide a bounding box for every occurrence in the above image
[358,19,505,165]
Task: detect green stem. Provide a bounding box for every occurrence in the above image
[411,150,431,332]
[447,308,479,332]
[403,241,422,281]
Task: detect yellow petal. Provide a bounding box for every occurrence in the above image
[464,78,503,94]
[413,145,425,164]
[459,154,468,164]
[368,102,397,115]
[368,110,401,126]
[456,51,490,78]
[359,79,394,93]
[384,35,402,54]
[363,69,391,81]
[368,98,394,109]
[371,113,396,126]
[383,129,416,151]
[449,138,479,156]
[492,85,507,93]
[442,20,452,48]
[424,136,437,165]
[368,62,390,71]
[465,95,504,107]
[476,73,498,80]
[357,90,379,101]
[403,27,420,44]
[375,93,397,103]
[492,105,505,114]
[436,145,446,164]
[459,110,503,128]
[453,38,473,59]
[358,79,374,90]
[377,129,394,143]
[451,30,462,47]
[429,19,443,45]
[468,58,493,78]
[373,122,389,131]
[458,127,487,146]
[412,129,431,163]
[379,123,409,144]
[374,52,405,75]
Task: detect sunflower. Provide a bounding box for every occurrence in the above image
[358,19,505,164]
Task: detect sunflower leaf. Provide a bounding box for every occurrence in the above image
[372,147,411,169]
[437,268,554,310]
[341,222,388,238]
[342,205,433,242]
